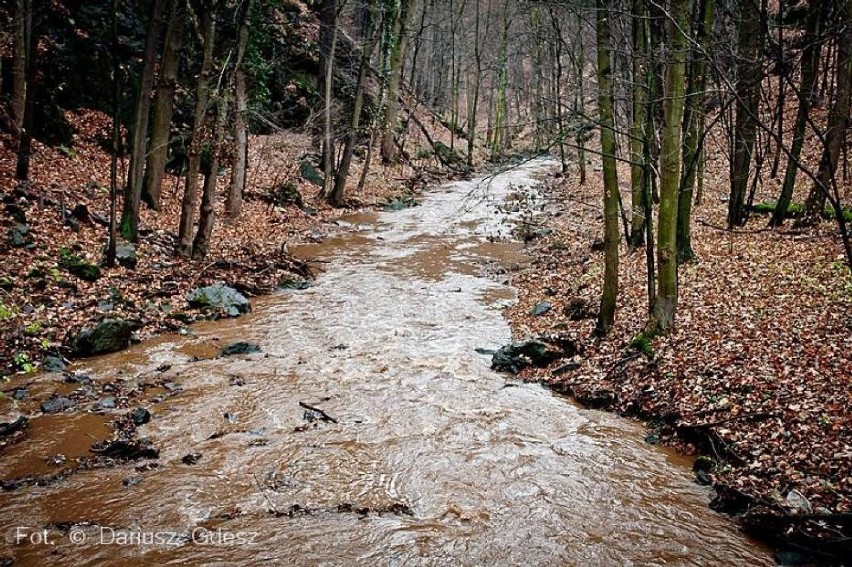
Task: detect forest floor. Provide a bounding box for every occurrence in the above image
[0,108,453,380]
[505,143,851,558]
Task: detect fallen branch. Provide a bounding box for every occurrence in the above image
[298,401,338,424]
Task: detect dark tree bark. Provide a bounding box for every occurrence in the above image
[595,0,619,336]
[677,0,714,263]
[192,93,228,260]
[176,4,215,258]
[143,0,185,211]
[771,0,823,227]
[226,0,252,220]
[332,0,379,207]
[120,0,167,242]
[728,0,763,228]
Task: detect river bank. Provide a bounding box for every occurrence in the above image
[504,157,851,563]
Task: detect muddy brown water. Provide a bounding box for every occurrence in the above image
[1,159,773,565]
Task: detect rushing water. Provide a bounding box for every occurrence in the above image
[0,159,773,565]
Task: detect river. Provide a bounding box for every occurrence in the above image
[0,159,773,565]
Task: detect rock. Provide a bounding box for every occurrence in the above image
[122,475,142,488]
[65,318,142,356]
[299,159,325,187]
[41,396,74,413]
[575,389,617,409]
[530,301,552,316]
[491,336,573,374]
[59,250,101,282]
[10,387,28,400]
[278,278,311,291]
[220,342,261,356]
[70,204,93,225]
[130,408,151,426]
[8,223,33,248]
[383,197,417,211]
[590,238,605,252]
[181,452,202,465]
[42,355,66,373]
[186,284,251,317]
[98,397,116,409]
[0,415,28,436]
[90,439,159,461]
[115,241,137,269]
[5,203,27,224]
[64,372,92,384]
[785,489,813,514]
[563,298,591,321]
[64,216,80,232]
[96,300,114,312]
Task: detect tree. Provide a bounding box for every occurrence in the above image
[317,0,338,197]
[770,1,823,227]
[676,0,714,262]
[628,0,648,248]
[176,4,215,258]
[120,0,167,242]
[332,0,379,206]
[13,0,38,181]
[143,0,186,211]
[226,0,253,219]
[800,0,851,226]
[650,0,690,334]
[380,0,414,163]
[595,0,619,336]
[727,0,763,228]
[192,92,228,260]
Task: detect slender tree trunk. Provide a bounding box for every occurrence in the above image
[595,0,619,336]
[381,0,415,164]
[549,8,567,174]
[771,0,823,226]
[176,6,215,258]
[576,19,587,185]
[650,0,689,334]
[801,0,851,225]
[120,0,167,242]
[769,0,785,179]
[677,0,714,263]
[11,0,27,138]
[629,0,647,248]
[192,93,228,260]
[318,0,338,196]
[106,0,120,268]
[143,0,184,211]
[14,0,36,181]
[467,0,482,167]
[226,0,252,220]
[728,0,763,228]
[332,0,378,206]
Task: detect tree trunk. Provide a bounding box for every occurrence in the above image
[650,0,689,334]
[628,0,648,248]
[120,0,167,242]
[176,5,215,258]
[318,0,337,196]
[380,0,415,164]
[801,0,851,226]
[466,0,482,167]
[332,0,378,207]
[11,0,27,138]
[728,0,763,228]
[226,0,252,220]
[106,0,120,268]
[771,0,823,227]
[677,0,714,263]
[14,0,36,181]
[192,93,228,260]
[143,0,185,211]
[595,0,619,336]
